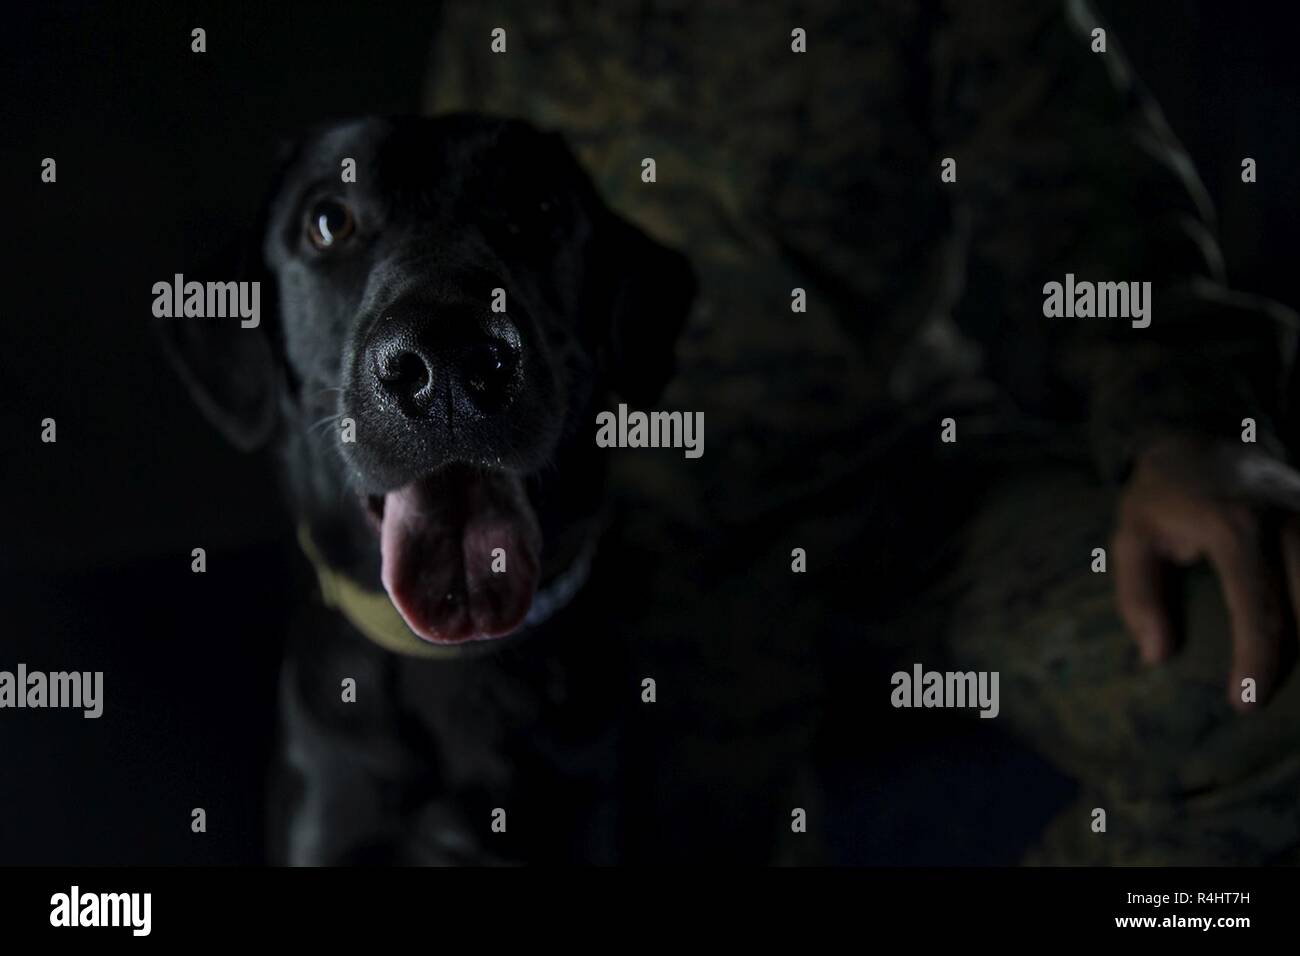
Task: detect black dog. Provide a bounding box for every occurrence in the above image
[162,115,695,863]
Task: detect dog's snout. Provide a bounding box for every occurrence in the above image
[374,339,437,411]
[458,339,517,407]
[367,309,519,419]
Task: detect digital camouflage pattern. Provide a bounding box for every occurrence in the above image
[948,464,1300,864]
[423,0,1300,863]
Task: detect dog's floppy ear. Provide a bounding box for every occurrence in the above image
[155,150,292,453]
[156,268,278,452]
[593,208,698,406]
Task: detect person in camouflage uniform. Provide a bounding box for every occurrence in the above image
[422,0,1300,863]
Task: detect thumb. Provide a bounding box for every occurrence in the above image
[1216,447,1300,512]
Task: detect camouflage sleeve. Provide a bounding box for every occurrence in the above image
[935,0,1295,482]
[422,3,681,240]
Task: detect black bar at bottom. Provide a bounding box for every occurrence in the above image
[0,866,1281,942]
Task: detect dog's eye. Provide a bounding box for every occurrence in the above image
[306,198,356,250]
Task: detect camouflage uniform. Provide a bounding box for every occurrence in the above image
[424,0,1300,862]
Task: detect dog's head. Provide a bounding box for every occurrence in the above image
[162,114,695,645]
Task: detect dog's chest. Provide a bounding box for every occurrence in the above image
[394,624,625,863]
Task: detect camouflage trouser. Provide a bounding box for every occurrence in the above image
[934,463,1300,865]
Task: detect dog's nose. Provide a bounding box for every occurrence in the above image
[368,311,518,418]
[456,339,517,407]
[373,340,436,409]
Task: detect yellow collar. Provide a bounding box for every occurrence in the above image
[297,524,463,658]
[296,524,596,658]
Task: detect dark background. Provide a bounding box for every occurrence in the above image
[1,1,1297,864]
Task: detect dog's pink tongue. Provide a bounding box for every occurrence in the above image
[379,466,541,644]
